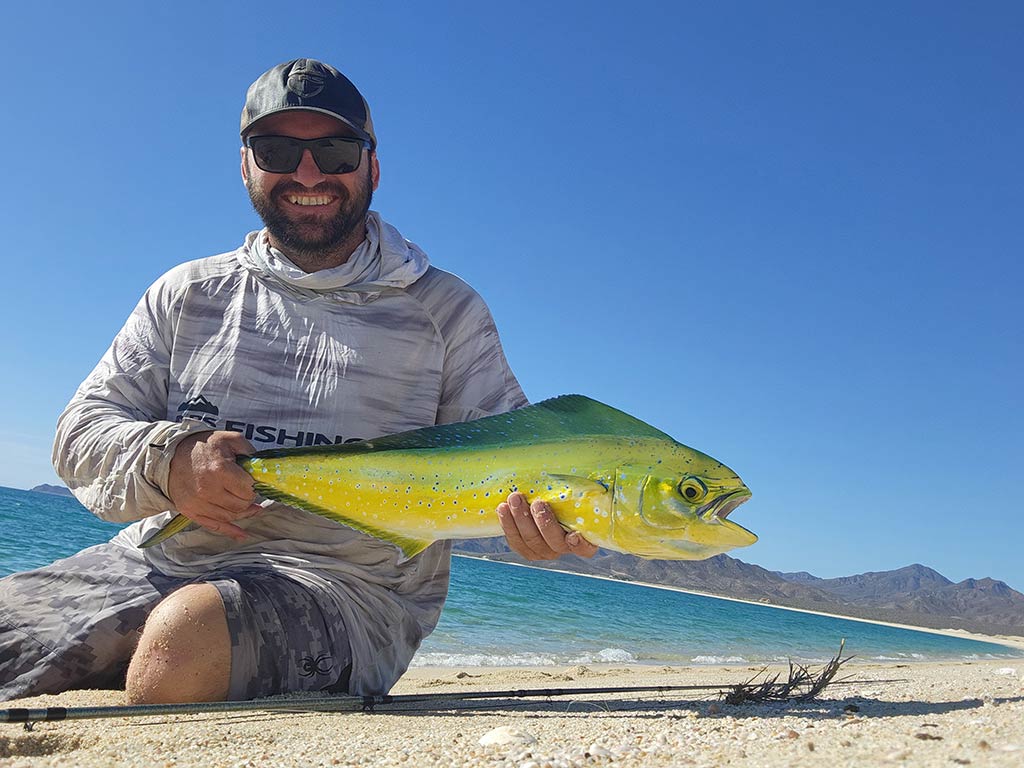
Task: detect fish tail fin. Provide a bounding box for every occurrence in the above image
[138,513,193,548]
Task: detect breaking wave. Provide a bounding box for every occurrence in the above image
[410,648,636,667]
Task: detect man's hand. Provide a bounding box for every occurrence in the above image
[167,431,261,541]
[497,492,599,561]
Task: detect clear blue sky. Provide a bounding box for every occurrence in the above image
[1,2,1020,589]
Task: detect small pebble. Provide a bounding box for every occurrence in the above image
[479,726,537,747]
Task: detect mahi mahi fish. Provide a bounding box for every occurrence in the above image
[140,395,755,560]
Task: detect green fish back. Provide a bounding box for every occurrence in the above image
[244,395,676,462]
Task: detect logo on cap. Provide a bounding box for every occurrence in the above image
[287,62,326,98]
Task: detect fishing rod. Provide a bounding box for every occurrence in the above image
[1,678,905,726]
[0,684,728,724]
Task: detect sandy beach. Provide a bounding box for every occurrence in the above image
[2,652,1022,768]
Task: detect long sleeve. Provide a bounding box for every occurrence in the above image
[438,302,528,423]
[52,276,210,523]
[403,268,528,426]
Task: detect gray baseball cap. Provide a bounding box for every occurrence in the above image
[240,59,376,148]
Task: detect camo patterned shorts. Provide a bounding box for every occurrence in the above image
[0,542,352,702]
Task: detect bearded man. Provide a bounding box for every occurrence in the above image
[0,59,595,704]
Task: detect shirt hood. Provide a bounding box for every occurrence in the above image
[237,211,430,304]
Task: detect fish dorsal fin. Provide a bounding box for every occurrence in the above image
[522,395,674,441]
[247,395,673,462]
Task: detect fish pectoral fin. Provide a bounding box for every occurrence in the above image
[254,481,435,562]
[139,513,194,549]
[340,517,434,562]
[544,474,612,497]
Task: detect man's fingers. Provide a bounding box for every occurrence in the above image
[217,440,257,498]
[497,492,599,561]
[208,430,256,460]
[237,503,264,519]
[222,469,257,505]
[187,512,249,541]
[169,430,255,503]
[165,430,262,542]
[178,493,258,537]
[502,493,560,560]
[197,482,256,515]
[565,530,599,558]
[497,501,532,557]
[509,494,560,559]
[528,500,573,554]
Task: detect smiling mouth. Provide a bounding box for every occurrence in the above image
[285,194,337,207]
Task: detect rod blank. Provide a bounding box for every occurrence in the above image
[1,683,732,724]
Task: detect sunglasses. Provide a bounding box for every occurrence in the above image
[245,135,371,175]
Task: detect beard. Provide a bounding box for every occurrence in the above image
[245,159,374,267]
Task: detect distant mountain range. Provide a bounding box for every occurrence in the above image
[453,539,1024,638]
[29,484,74,497]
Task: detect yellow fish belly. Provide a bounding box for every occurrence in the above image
[246,440,628,557]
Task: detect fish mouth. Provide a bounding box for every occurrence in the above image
[699,489,752,522]
[699,489,756,546]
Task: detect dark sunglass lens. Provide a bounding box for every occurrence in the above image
[311,138,362,174]
[248,137,363,174]
[250,137,302,173]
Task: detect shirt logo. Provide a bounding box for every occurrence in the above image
[174,393,362,446]
[177,395,220,425]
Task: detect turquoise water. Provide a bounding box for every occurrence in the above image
[2,485,1021,666]
[0,486,125,575]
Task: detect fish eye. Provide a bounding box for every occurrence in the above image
[678,477,708,503]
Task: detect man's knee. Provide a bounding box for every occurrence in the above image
[125,583,231,704]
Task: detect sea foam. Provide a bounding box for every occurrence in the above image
[410,648,636,667]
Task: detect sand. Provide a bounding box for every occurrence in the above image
[2,654,1023,768]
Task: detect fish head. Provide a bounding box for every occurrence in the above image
[610,456,755,560]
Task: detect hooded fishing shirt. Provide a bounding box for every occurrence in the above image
[52,211,528,695]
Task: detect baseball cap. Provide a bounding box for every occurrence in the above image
[240,59,376,148]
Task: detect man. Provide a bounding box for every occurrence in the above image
[0,59,596,704]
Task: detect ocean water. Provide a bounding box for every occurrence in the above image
[2,486,1020,666]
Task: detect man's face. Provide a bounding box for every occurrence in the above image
[241,111,380,263]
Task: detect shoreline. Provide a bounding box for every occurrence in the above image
[456,553,1024,652]
[3,658,1021,767]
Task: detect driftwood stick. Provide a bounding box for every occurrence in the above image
[724,639,852,705]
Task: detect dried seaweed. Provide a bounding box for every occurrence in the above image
[723,639,852,705]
